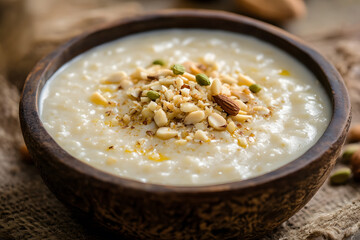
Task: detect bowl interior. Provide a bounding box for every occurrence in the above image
[23,9,350,192]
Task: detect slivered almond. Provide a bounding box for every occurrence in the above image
[237,73,255,86]
[220,74,237,84]
[190,64,203,75]
[213,95,240,116]
[183,72,196,82]
[234,99,248,111]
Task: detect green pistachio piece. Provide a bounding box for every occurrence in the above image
[330,167,351,185]
[171,64,185,75]
[342,144,360,164]
[249,84,262,93]
[195,73,210,86]
[152,59,166,66]
[147,90,160,101]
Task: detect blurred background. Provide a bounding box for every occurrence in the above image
[1,0,360,91]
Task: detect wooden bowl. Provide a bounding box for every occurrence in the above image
[19,10,351,239]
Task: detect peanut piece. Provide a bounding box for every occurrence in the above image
[156,127,178,140]
[102,71,127,84]
[184,110,205,125]
[232,114,252,123]
[211,78,222,96]
[90,92,108,105]
[194,130,209,142]
[122,114,130,124]
[141,108,154,118]
[253,106,270,115]
[226,121,236,133]
[180,103,199,112]
[208,113,227,130]
[148,101,158,111]
[154,109,168,127]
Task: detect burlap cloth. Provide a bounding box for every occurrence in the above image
[1,1,360,239]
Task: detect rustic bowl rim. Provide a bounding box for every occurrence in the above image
[20,9,350,194]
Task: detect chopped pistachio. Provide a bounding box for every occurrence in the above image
[196,73,211,86]
[152,59,166,66]
[342,144,360,164]
[147,90,160,101]
[249,84,262,93]
[97,59,271,143]
[171,64,186,75]
[330,168,351,185]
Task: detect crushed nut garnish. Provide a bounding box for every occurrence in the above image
[91,58,271,145]
[212,95,240,116]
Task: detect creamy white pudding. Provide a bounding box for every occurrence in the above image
[40,29,331,186]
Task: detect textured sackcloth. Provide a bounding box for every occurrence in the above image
[1,1,360,239]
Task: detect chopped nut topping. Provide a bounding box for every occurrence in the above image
[220,74,237,84]
[213,95,240,116]
[154,109,168,127]
[249,84,262,93]
[237,73,256,86]
[252,106,270,115]
[226,121,236,134]
[152,59,166,66]
[208,113,227,130]
[90,92,108,105]
[91,58,271,143]
[232,114,252,123]
[194,130,209,142]
[171,64,186,75]
[184,110,206,125]
[180,103,199,112]
[146,130,155,136]
[102,71,128,84]
[211,78,222,96]
[147,90,160,101]
[196,73,211,86]
[156,127,178,140]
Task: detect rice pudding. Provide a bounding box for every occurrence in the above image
[40,29,331,186]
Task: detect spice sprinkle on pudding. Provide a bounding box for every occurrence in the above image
[40,29,331,186]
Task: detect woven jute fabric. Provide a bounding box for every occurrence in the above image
[1,2,360,239]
